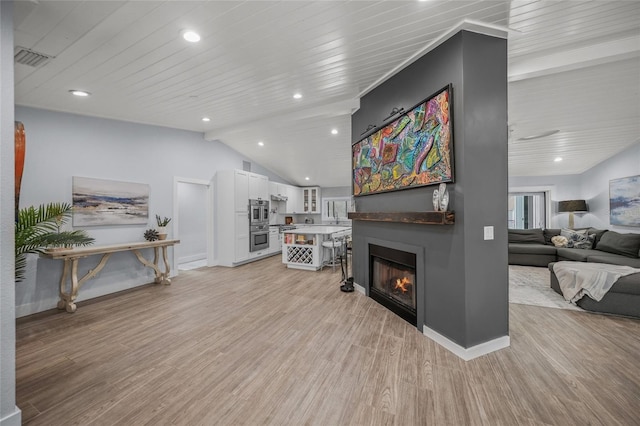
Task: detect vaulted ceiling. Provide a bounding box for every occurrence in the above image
[13,1,640,187]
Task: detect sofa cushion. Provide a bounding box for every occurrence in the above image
[586,228,608,249]
[508,229,545,244]
[543,228,561,244]
[596,231,640,258]
[509,243,557,255]
[587,254,640,269]
[606,273,640,296]
[560,228,595,249]
[556,248,596,262]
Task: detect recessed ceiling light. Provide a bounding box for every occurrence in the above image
[258,141,264,146]
[182,30,201,43]
[293,93,302,99]
[305,176,310,181]
[331,129,338,135]
[554,157,563,162]
[517,130,559,141]
[202,117,210,122]
[69,90,90,97]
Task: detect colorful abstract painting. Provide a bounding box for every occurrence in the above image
[352,85,453,196]
[610,175,640,227]
[72,177,149,226]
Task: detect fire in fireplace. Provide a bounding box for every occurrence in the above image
[369,244,417,325]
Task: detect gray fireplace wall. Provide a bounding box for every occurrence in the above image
[351,30,509,349]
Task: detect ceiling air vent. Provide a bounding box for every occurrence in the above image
[14,47,54,67]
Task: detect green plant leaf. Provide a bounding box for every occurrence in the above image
[15,202,94,282]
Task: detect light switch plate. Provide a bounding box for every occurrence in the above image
[484,226,494,240]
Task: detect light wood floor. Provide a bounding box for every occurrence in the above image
[16,256,640,425]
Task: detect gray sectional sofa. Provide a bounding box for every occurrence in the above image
[508,228,640,268]
[508,227,640,318]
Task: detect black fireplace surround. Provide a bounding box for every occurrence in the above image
[369,244,417,325]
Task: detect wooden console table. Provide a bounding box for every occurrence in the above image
[40,239,180,313]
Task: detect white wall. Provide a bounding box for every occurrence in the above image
[0,1,21,424]
[14,106,283,316]
[509,142,640,232]
[581,143,640,234]
[321,186,351,198]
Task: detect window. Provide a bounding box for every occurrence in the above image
[322,197,353,223]
[508,192,546,229]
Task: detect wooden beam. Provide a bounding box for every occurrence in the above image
[348,211,454,225]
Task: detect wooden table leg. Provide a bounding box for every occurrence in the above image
[161,245,171,285]
[57,259,71,311]
[153,247,161,283]
[57,259,79,313]
[132,248,170,285]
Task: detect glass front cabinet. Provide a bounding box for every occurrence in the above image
[302,187,320,214]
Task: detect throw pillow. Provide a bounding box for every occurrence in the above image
[596,231,640,258]
[586,228,608,249]
[551,235,568,247]
[543,228,562,245]
[560,228,595,249]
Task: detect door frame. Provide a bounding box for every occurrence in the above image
[172,176,215,271]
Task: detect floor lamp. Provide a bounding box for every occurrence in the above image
[558,200,588,229]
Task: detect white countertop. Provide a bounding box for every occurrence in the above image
[283,226,351,235]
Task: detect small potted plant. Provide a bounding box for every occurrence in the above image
[155,214,171,240]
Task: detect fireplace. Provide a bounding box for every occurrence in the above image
[369,244,417,325]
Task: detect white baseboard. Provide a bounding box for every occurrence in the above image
[0,407,21,426]
[178,253,207,264]
[423,326,510,361]
[15,299,58,318]
[354,282,365,295]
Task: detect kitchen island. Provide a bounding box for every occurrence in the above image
[282,226,351,270]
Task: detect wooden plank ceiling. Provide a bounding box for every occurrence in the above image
[13,1,640,187]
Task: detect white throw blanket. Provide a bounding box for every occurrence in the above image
[552,261,640,304]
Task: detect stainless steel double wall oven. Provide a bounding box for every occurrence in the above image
[249,199,269,252]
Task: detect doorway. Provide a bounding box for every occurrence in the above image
[173,177,213,271]
[508,192,546,229]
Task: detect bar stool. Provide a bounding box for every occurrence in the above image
[322,237,342,271]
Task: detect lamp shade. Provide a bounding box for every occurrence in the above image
[558,199,588,213]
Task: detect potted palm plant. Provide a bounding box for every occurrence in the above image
[15,202,94,282]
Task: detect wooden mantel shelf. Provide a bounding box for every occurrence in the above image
[348,211,454,225]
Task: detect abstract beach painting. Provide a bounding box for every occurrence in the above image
[352,85,453,196]
[73,177,149,226]
[609,175,640,227]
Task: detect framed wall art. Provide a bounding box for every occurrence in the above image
[609,175,640,227]
[72,177,150,226]
[352,84,454,196]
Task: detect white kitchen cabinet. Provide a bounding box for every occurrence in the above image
[235,212,249,262]
[234,170,249,212]
[215,169,270,266]
[284,185,303,214]
[269,182,303,214]
[249,248,269,259]
[269,182,288,198]
[269,181,279,198]
[249,173,268,200]
[268,227,281,254]
[302,187,321,214]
